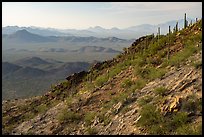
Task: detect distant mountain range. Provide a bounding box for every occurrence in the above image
[14,56,52,67]
[2,18,196,39]
[71,46,121,53]
[38,46,120,53]
[2,57,91,100]
[2,29,131,44]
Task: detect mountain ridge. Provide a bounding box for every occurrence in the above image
[3,18,198,39]
[2,19,202,135]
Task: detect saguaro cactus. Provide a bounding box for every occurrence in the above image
[184,13,187,28]
[175,22,178,32]
[158,27,160,47]
[167,26,171,60]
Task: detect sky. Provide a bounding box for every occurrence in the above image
[2,2,202,29]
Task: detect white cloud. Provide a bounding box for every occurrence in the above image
[109,2,201,12]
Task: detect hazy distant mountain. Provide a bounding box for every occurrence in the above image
[48,62,90,76]
[2,58,91,100]
[4,29,57,43]
[14,57,51,67]
[2,30,131,46]
[39,48,68,52]
[3,18,196,39]
[13,66,48,78]
[72,46,121,53]
[2,62,22,75]
[2,26,72,36]
[2,61,47,78]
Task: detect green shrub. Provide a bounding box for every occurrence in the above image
[86,127,98,135]
[176,124,197,135]
[138,104,163,126]
[134,78,147,89]
[120,106,132,114]
[136,66,166,81]
[154,86,168,96]
[133,54,147,67]
[169,44,198,67]
[149,124,167,135]
[181,94,202,113]
[66,96,73,106]
[84,112,96,126]
[98,113,111,126]
[121,78,133,88]
[35,104,48,114]
[192,61,202,69]
[137,95,153,106]
[58,110,81,123]
[84,81,95,91]
[95,75,109,87]
[170,112,189,129]
[112,92,128,104]
[108,66,122,78]
[148,67,166,80]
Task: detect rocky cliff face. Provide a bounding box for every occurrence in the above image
[2,20,202,135]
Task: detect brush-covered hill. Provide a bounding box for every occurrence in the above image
[2,20,202,135]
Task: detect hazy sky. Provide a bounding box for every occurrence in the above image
[2,2,202,29]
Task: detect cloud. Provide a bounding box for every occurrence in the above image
[106,2,201,14]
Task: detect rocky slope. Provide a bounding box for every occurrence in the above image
[2,20,202,135]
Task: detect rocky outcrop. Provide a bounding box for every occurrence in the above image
[66,71,87,85]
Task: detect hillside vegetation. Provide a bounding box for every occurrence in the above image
[2,19,202,135]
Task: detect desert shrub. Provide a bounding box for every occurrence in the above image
[147,67,166,80]
[112,92,128,104]
[138,104,163,126]
[108,66,122,78]
[133,54,147,67]
[154,86,168,96]
[176,124,197,135]
[121,78,133,88]
[187,31,202,43]
[58,110,81,123]
[126,78,147,94]
[66,96,73,106]
[123,59,134,66]
[134,78,147,90]
[192,61,202,69]
[137,103,194,135]
[120,106,132,114]
[98,114,111,126]
[147,35,169,56]
[157,49,168,58]
[95,75,109,87]
[169,44,198,67]
[61,81,69,87]
[195,123,202,135]
[149,124,168,135]
[137,95,153,106]
[84,81,95,91]
[181,94,202,113]
[147,56,162,66]
[135,66,166,81]
[86,127,98,135]
[170,112,189,129]
[84,112,96,126]
[35,104,48,114]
